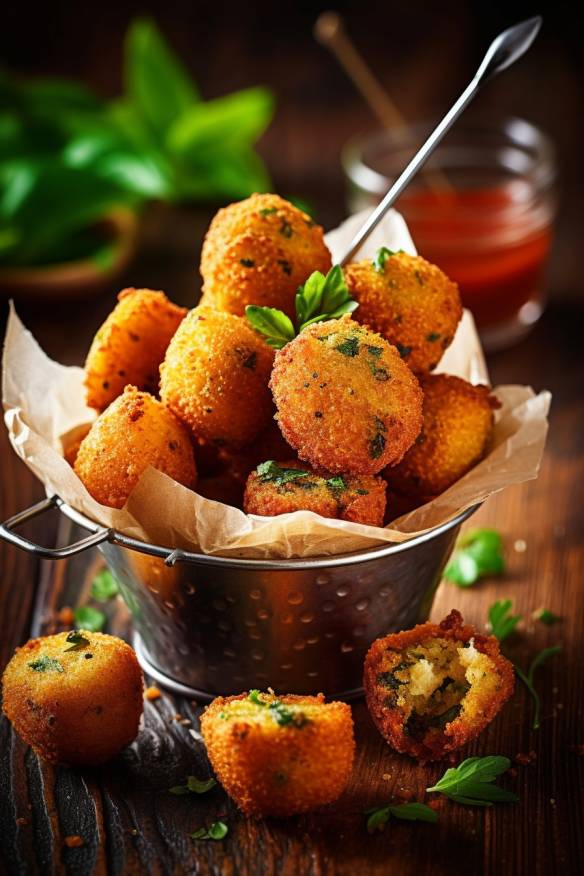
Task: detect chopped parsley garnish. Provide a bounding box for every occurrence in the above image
[277,259,292,275]
[248,689,264,705]
[280,220,293,238]
[248,690,309,728]
[242,352,257,370]
[414,270,425,285]
[325,476,347,494]
[28,655,64,673]
[427,756,518,806]
[373,247,400,273]
[64,630,90,652]
[367,345,383,357]
[246,265,358,347]
[190,821,228,841]
[369,418,387,460]
[335,336,359,357]
[256,461,311,486]
[74,605,106,632]
[426,332,441,342]
[366,802,437,832]
[395,343,412,359]
[488,599,522,642]
[259,207,278,217]
[514,645,561,730]
[444,529,505,587]
[169,775,217,795]
[90,569,119,602]
[240,258,255,267]
[532,608,560,626]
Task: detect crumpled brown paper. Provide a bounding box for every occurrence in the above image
[2,209,550,558]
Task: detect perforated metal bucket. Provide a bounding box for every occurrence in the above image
[0,496,477,700]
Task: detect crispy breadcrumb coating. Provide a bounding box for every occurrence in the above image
[2,631,143,765]
[218,419,294,484]
[385,374,499,498]
[84,288,187,411]
[201,691,355,816]
[270,316,423,475]
[200,193,332,318]
[344,252,462,373]
[74,386,197,508]
[364,610,514,762]
[160,306,275,447]
[244,459,386,526]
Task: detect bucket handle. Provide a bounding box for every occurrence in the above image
[0,495,111,559]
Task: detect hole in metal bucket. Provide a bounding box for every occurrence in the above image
[307,671,319,678]
[300,612,314,624]
[287,591,303,605]
[292,639,306,651]
[280,663,293,671]
[218,620,231,632]
[223,649,236,659]
[340,641,355,653]
[336,585,350,598]
[251,650,265,662]
[355,598,370,611]
[379,586,391,597]
[250,588,262,600]
[280,613,293,624]
[248,629,262,640]
[185,583,196,595]
[321,601,335,613]
[213,598,227,611]
[307,636,319,645]
[257,608,270,620]
[353,625,366,637]
[316,574,330,586]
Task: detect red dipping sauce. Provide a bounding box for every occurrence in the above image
[344,116,557,350]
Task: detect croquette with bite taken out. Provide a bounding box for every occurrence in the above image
[270,316,423,475]
[84,288,187,411]
[200,193,332,318]
[385,373,499,498]
[2,631,143,765]
[364,610,514,762]
[201,690,355,817]
[74,386,197,508]
[160,306,275,447]
[344,251,462,373]
[244,460,387,526]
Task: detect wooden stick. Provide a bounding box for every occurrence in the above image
[314,11,452,193]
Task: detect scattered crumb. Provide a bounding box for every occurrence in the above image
[16,817,29,826]
[129,829,139,836]
[179,718,192,727]
[515,751,537,766]
[64,836,84,848]
[550,798,556,806]
[144,686,162,702]
[382,773,391,781]
[513,539,527,553]
[57,606,74,625]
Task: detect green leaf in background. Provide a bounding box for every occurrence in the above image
[444,529,504,587]
[532,607,561,626]
[125,18,199,134]
[487,599,522,642]
[90,569,120,602]
[427,756,518,806]
[245,306,296,349]
[169,775,217,795]
[366,802,438,832]
[190,821,228,841]
[74,605,106,632]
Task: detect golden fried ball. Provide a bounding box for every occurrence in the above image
[344,251,462,373]
[74,386,197,508]
[2,631,143,765]
[200,193,332,318]
[160,306,275,447]
[364,610,514,762]
[270,316,423,475]
[385,374,499,498]
[201,691,355,817]
[84,288,187,411]
[244,460,387,526]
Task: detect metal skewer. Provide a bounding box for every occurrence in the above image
[339,15,543,266]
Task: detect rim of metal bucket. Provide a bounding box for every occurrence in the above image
[56,498,480,569]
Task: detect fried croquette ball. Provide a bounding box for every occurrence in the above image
[364,610,514,762]
[201,691,355,817]
[270,317,423,475]
[2,631,143,765]
[74,386,197,508]
[244,460,387,526]
[200,193,332,318]
[344,251,462,373]
[385,374,499,498]
[84,288,187,411]
[160,306,275,447]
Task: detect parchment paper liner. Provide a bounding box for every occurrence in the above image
[2,209,550,559]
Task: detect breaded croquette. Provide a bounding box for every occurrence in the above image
[84,288,187,411]
[2,631,143,765]
[385,374,499,498]
[244,460,387,526]
[344,251,462,373]
[364,610,514,762]
[270,316,423,475]
[200,193,332,318]
[160,306,275,447]
[201,690,355,816]
[74,386,196,508]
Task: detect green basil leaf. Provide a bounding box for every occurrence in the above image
[245,306,295,349]
[64,630,91,652]
[125,18,199,134]
[488,599,521,642]
[74,605,106,632]
[28,655,64,673]
[256,461,311,486]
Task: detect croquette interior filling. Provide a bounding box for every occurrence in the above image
[377,637,499,737]
[218,693,312,729]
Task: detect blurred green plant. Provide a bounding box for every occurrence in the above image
[0,18,274,268]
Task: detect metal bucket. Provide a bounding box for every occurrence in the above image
[0,496,478,700]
